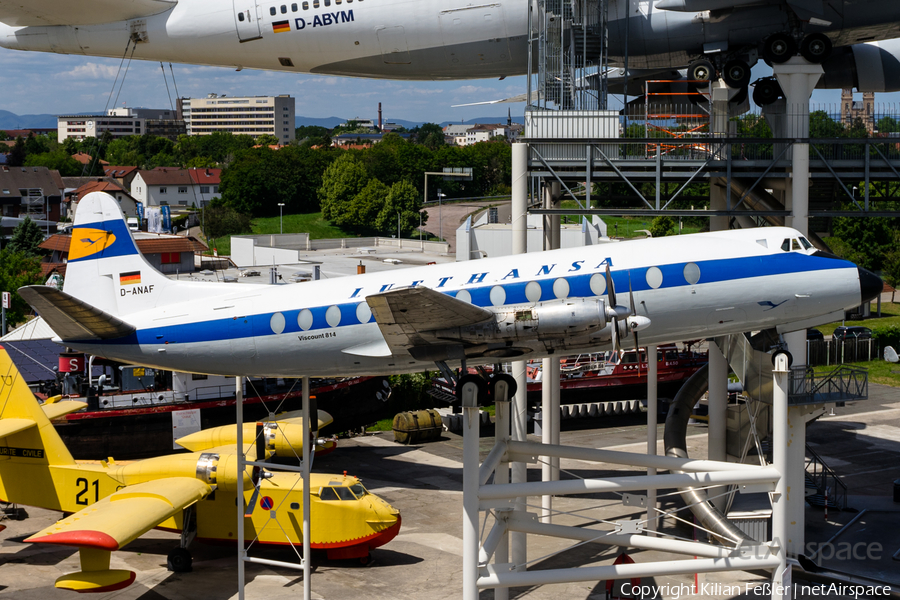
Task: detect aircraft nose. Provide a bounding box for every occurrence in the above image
[859,266,883,304]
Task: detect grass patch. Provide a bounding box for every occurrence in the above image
[366,418,395,432]
[812,360,900,388]
[556,202,703,237]
[251,213,356,239]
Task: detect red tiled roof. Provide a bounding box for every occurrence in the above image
[72,180,127,197]
[104,166,139,178]
[40,263,67,278]
[138,168,221,186]
[187,168,221,185]
[39,234,195,255]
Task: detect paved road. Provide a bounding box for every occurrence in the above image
[420,200,506,253]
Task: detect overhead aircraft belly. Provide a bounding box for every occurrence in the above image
[0,0,175,26]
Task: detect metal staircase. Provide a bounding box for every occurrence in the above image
[804,443,848,509]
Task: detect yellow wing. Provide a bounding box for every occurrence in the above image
[26,477,210,551]
[42,400,87,420]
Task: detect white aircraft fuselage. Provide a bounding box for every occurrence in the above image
[35,194,878,379]
[3,0,900,81]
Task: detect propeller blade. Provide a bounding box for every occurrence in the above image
[628,273,636,317]
[605,263,617,309]
[245,466,262,517]
[255,423,265,462]
[610,317,619,352]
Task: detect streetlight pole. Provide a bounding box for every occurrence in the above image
[397,210,401,242]
[423,170,471,243]
[278,203,285,234]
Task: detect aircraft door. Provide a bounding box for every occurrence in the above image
[439,3,511,66]
[228,304,259,360]
[234,0,263,42]
[377,26,412,64]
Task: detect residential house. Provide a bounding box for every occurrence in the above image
[103,166,140,190]
[0,166,64,237]
[68,179,139,219]
[131,167,222,208]
[39,231,205,274]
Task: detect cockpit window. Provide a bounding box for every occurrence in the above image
[350,484,367,498]
[781,238,791,252]
[799,237,813,250]
[791,239,802,251]
[756,239,768,248]
[334,486,356,501]
[320,487,339,501]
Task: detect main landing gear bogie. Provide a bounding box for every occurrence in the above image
[167,547,193,573]
[453,372,518,405]
[763,32,832,65]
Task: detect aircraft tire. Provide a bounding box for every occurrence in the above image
[800,33,832,64]
[723,60,751,89]
[487,373,518,403]
[752,78,783,106]
[687,59,716,83]
[762,33,797,64]
[167,547,193,573]
[456,374,487,405]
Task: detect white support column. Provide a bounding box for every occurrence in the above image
[773,58,823,236]
[707,341,728,512]
[236,376,245,600]
[301,376,311,600]
[541,358,552,522]
[510,142,528,569]
[771,353,790,599]
[494,395,511,600]
[461,377,481,600]
[709,80,733,233]
[646,344,658,535]
[784,328,807,556]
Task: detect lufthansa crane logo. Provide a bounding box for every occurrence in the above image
[69,228,117,260]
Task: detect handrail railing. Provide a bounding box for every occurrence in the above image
[788,365,868,406]
[805,443,848,510]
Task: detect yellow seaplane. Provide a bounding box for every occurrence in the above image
[0,346,400,593]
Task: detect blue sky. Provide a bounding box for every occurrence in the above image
[0,45,886,123]
[0,46,529,123]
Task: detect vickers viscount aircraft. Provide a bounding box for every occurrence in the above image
[20,192,882,382]
[0,348,400,592]
[1,0,900,93]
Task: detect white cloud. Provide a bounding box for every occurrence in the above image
[60,62,121,79]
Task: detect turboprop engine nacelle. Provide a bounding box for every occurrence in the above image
[113,452,251,492]
[434,299,610,343]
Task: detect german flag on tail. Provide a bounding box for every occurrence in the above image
[272,20,290,33]
[119,271,141,286]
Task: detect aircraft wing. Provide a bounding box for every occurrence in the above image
[261,409,334,429]
[26,477,211,550]
[366,286,494,356]
[42,400,88,420]
[19,286,135,341]
[0,0,176,27]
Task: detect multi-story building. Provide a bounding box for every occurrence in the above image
[57,107,184,143]
[131,167,222,208]
[0,165,64,237]
[178,94,295,143]
[841,89,876,134]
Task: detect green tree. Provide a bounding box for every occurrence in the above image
[0,249,42,328]
[376,179,426,237]
[200,203,251,249]
[877,116,900,134]
[830,216,895,271]
[649,215,676,238]
[7,136,26,167]
[347,178,390,231]
[0,130,8,141]
[414,123,446,149]
[255,134,280,146]
[295,125,330,148]
[318,152,370,222]
[25,151,84,176]
[7,216,45,256]
[883,246,900,302]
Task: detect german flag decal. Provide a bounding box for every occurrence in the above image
[272,20,290,33]
[119,271,141,286]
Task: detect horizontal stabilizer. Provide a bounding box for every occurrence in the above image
[0,418,35,438]
[55,568,136,593]
[42,400,88,420]
[18,286,135,341]
[0,0,176,27]
[366,286,494,355]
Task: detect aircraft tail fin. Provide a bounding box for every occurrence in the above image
[0,345,76,467]
[60,191,183,317]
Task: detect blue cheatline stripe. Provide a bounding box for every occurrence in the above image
[68,219,139,263]
[77,252,854,346]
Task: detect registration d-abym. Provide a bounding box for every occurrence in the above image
[21,192,881,379]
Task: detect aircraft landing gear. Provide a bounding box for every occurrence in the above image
[752,77,784,106]
[762,32,797,65]
[800,33,832,64]
[722,59,751,89]
[167,547,193,573]
[168,504,196,573]
[687,59,716,83]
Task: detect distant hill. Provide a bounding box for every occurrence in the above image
[0,109,525,133]
[0,110,60,130]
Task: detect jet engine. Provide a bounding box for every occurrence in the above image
[820,39,900,93]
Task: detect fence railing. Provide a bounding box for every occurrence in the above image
[806,339,878,367]
[788,365,868,406]
[805,442,848,510]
